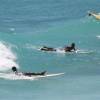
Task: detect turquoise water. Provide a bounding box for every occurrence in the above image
[0,0,100,100]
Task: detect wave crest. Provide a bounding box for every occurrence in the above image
[0,41,19,71]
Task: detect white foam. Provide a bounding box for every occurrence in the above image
[0,42,19,71]
[56,49,93,54]
[56,48,66,53]
[96,35,100,39]
[10,28,15,31]
[0,73,35,80]
[0,72,64,80]
[75,49,93,54]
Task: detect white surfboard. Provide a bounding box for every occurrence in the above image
[35,73,65,78]
[0,72,64,80]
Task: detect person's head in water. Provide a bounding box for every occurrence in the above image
[71,43,76,51]
[12,66,18,73]
[88,13,92,16]
[71,43,75,48]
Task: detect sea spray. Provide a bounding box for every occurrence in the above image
[0,41,19,71]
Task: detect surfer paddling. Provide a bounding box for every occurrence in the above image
[12,66,46,76]
[40,43,76,52]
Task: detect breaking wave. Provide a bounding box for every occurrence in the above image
[0,41,19,71]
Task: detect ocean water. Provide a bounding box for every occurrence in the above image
[0,0,100,100]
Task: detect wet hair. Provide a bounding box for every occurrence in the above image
[12,66,17,72]
[71,43,75,47]
[88,13,92,16]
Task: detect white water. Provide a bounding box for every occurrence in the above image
[0,72,64,80]
[0,73,36,80]
[0,41,19,71]
[96,35,100,39]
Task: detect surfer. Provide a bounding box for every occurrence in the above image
[40,43,76,52]
[12,66,46,76]
[88,11,100,20]
[64,43,76,52]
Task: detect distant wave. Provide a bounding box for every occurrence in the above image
[0,41,19,72]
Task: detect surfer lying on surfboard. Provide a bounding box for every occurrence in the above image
[40,43,76,52]
[12,66,46,76]
[88,11,100,20]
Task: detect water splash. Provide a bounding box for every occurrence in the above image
[0,73,36,80]
[0,72,64,80]
[0,41,19,71]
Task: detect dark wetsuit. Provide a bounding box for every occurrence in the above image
[64,46,76,52]
[23,71,46,76]
[12,66,46,77]
[40,46,56,51]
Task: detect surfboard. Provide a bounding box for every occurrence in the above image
[35,73,64,78]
